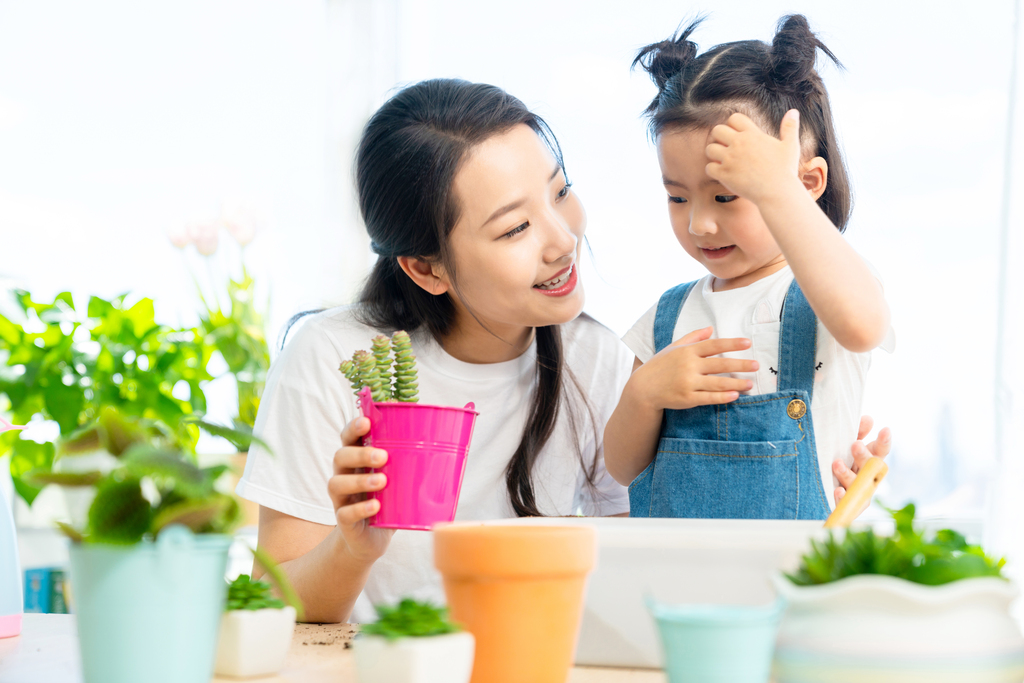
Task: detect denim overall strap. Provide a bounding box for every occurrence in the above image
[653,280,700,354]
[777,278,817,399]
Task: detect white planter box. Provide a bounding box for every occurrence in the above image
[354,632,474,683]
[773,574,1024,683]
[214,606,296,678]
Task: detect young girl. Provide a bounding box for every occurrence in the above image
[604,15,893,520]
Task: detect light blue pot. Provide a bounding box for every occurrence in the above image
[648,598,785,683]
[68,526,231,683]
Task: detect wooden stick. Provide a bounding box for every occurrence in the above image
[823,457,888,529]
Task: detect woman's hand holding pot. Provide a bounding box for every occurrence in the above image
[329,416,395,563]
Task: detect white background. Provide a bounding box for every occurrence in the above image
[0,0,1017,529]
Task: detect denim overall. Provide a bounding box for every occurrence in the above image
[628,279,831,520]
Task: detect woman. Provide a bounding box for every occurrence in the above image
[238,79,889,623]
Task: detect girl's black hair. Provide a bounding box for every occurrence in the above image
[634,14,852,230]
[354,78,599,517]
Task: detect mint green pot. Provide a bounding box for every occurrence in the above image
[68,526,232,683]
[648,599,785,683]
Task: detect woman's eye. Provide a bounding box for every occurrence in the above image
[668,196,687,204]
[557,182,573,199]
[502,222,528,239]
[715,195,738,203]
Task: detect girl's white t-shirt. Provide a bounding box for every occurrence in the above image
[236,306,632,622]
[621,266,895,507]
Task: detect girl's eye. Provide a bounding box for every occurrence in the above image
[668,196,687,204]
[502,222,528,239]
[715,195,738,203]
[557,182,573,199]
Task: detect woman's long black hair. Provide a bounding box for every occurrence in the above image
[354,79,598,517]
[634,14,853,230]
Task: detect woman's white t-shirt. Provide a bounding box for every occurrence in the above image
[621,266,895,507]
[236,306,632,622]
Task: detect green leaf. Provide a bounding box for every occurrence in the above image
[87,476,151,545]
[151,496,231,535]
[250,545,305,621]
[55,521,85,543]
[9,439,56,506]
[185,417,270,453]
[25,470,103,487]
[122,445,209,497]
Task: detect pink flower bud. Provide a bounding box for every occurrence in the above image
[192,221,220,256]
[222,202,258,246]
[168,225,191,249]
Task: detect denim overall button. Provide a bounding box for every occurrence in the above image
[787,399,807,419]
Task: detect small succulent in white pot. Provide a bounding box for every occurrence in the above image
[354,598,474,683]
[774,504,1024,683]
[214,548,304,678]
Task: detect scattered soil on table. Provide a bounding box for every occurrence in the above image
[296,623,359,649]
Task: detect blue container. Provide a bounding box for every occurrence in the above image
[68,526,231,683]
[0,483,22,638]
[648,598,785,683]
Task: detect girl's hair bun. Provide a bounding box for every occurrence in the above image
[633,17,704,95]
[766,14,841,95]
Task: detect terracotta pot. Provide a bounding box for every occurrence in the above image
[433,524,596,683]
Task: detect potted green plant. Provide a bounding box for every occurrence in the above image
[339,332,478,531]
[773,504,1024,682]
[353,598,474,683]
[30,407,245,683]
[214,547,304,678]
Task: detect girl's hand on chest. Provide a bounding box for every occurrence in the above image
[631,326,759,411]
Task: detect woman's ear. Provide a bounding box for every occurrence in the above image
[799,156,829,201]
[396,256,450,296]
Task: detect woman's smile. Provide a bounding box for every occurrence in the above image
[534,263,577,295]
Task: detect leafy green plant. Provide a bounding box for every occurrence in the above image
[172,216,271,440]
[360,598,460,641]
[0,290,212,505]
[29,407,246,544]
[226,575,285,611]
[339,331,419,403]
[787,503,1006,587]
[225,545,305,621]
[196,267,270,436]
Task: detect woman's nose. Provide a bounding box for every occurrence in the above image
[541,213,578,262]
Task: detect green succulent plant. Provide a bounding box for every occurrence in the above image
[225,545,305,621]
[339,331,419,403]
[391,331,419,403]
[360,598,460,641]
[787,503,1006,587]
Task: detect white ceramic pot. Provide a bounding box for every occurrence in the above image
[773,574,1024,683]
[214,606,296,678]
[353,631,474,683]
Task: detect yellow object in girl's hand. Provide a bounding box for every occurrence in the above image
[823,457,888,529]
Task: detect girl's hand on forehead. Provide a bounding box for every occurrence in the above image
[635,326,758,411]
[704,110,804,207]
